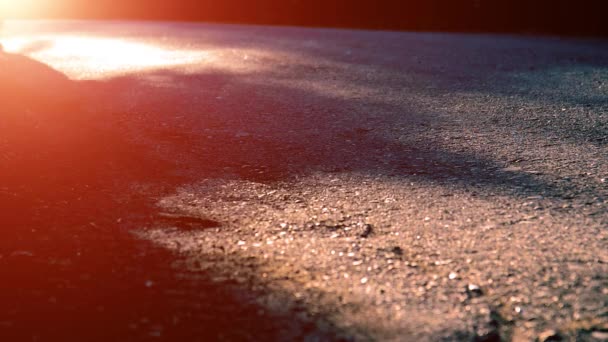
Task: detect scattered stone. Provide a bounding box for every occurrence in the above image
[591,331,608,341]
[474,308,502,342]
[360,224,374,238]
[474,330,501,342]
[157,212,220,230]
[434,259,453,266]
[391,246,403,256]
[466,284,484,298]
[537,329,562,342]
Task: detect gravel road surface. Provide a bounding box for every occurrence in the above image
[1,21,607,341]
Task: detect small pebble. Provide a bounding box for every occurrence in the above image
[538,329,562,342]
[360,224,374,238]
[466,284,483,297]
[591,331,608,341]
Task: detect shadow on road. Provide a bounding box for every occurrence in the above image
[88,64,603,200]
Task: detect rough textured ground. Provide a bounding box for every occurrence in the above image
[1,21,607,341]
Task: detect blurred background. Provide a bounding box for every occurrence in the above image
[1,0,607,36]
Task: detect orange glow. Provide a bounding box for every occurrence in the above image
[0,0,55,18]
[3,34,210,79]
[2,20,276,80]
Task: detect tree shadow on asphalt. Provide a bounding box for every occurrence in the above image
[1,41,605,339]
[91,65,602,201]
[283,30,608,146]
[181,25,608,146]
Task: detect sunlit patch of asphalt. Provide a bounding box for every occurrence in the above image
[136,167,608,339]
[2,31,288,80]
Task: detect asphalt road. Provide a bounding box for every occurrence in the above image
[1,21,607,341]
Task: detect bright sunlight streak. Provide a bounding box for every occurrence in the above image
[0,0,54,18]
[2,35,210,79]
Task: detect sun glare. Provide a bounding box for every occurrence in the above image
[2,35,210,79]
[0,0,52,18]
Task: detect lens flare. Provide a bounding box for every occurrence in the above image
[0,0,54,18]
[3,35,210,79]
